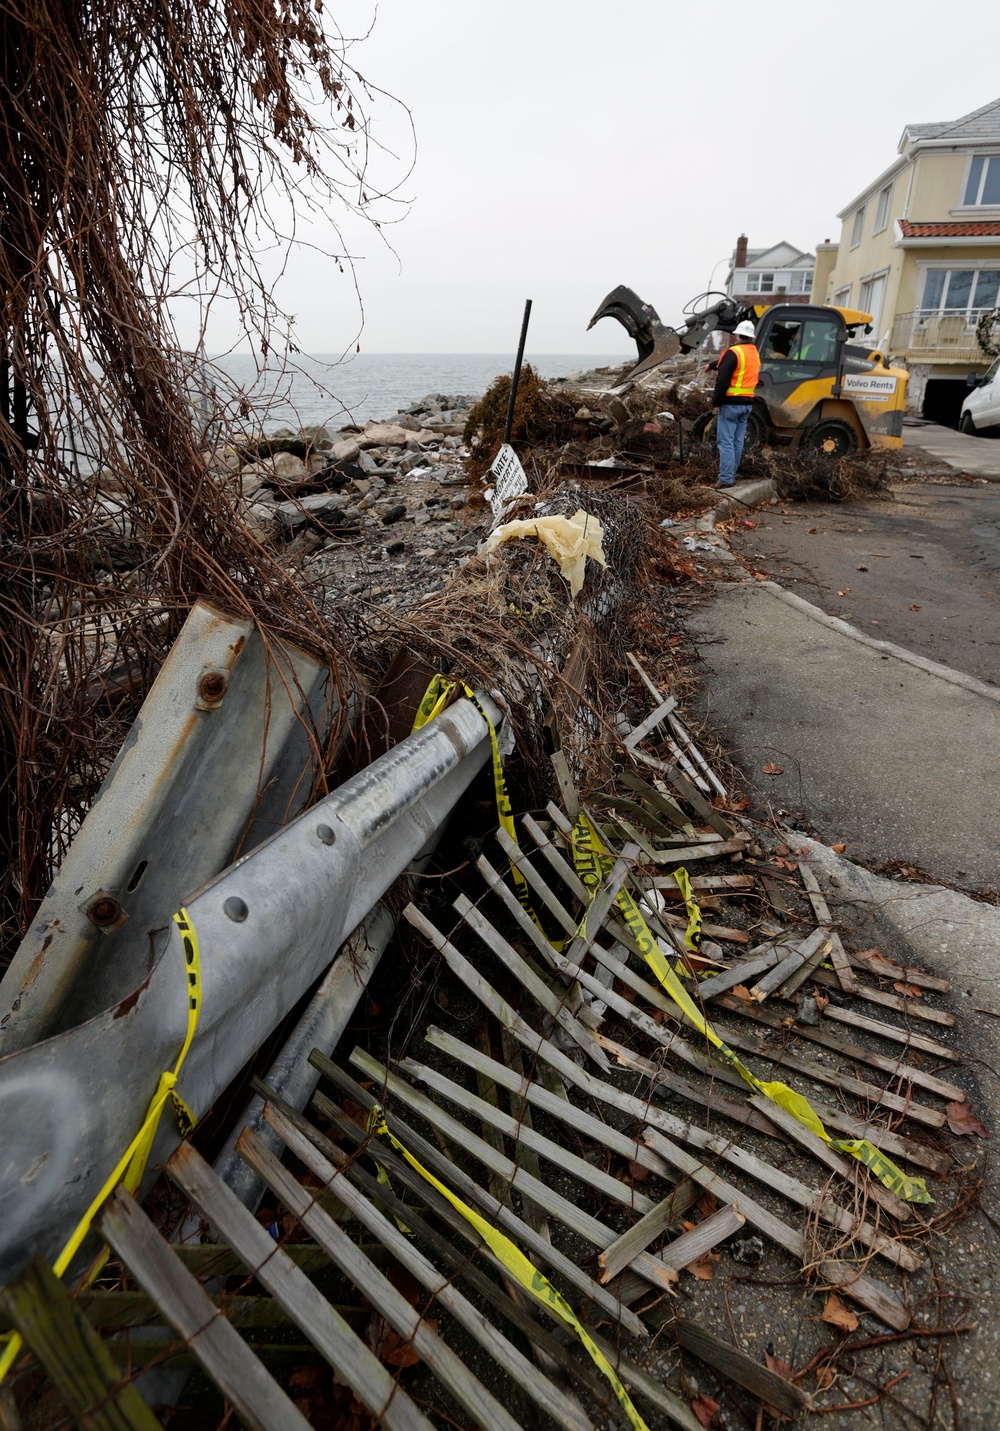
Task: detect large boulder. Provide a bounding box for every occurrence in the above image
[358,423,413,448]
[272,451,306,482]
[275,492,349,530]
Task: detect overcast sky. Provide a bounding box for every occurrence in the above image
[199,0,1000,355]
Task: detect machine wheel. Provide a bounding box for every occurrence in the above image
[690,411,716,443]
[745,409,768,450]
[959,411,977,435]
[805,419,859,457]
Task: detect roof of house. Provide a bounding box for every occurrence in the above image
[902,96,1000,147]
[732,241,810,269]
[898,219,1000,237]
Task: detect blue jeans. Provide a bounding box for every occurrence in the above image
[716,404,751,485]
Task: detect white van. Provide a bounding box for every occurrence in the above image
[960,356,1000,434]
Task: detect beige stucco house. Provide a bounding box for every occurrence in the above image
[813,96,1000,422]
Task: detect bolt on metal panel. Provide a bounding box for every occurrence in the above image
[0,694,498,1284]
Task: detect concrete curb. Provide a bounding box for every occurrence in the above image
[761,580,1000,705]
[714,477,776,518]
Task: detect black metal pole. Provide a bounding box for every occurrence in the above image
[502,299,532,447]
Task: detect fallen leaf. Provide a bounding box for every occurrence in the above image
[685,1250,721,1281]
[830,842,846,853]
[764,1348,793,1379]
[816,1365,836,1390]
[910,604,922,611]
[726,797,751,812]
[813,991,830,1011]
[856,564,869,571]
[629,1159,650,1183]
[945,1101,991,1138]
[808,527,818,534]
[775,844,790,856]
[731,984,754,1002]
[761,762,784,775]
[695,1190,719,1217]
[821,1292,859,1332]
[857,946,885,961]
[836,588,852,596]
[893,981,923,999]
[691,1394,719,1428]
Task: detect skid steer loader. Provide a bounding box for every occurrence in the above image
[588,286,908,455]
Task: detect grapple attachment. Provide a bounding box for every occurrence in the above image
[587,284,682,381]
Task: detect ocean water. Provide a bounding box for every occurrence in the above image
[209,352,628,432]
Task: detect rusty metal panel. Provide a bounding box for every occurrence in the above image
[0,693,498,1284]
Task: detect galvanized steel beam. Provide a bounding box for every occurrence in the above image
[0,693,499,1284]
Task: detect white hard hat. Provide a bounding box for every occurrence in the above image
[734,320,756,339]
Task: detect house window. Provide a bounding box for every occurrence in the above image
[963,155,1000,206]
[744,272,775,293]
[833,284,852,307]
[851,205,866,247]
[874,182,893,232]
[919,267,1000,317]
[789,269,814,293]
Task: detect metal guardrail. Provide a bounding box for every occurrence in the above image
[890,309,993,364]
[0,640,500,1284]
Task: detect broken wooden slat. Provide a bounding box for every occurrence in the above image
[657,910,750,944]
[669,1318,812,1418]
[549,750,581,820]
[236,1128,523,1431]
[666,711,727,800]
[600,1202,744,1285]
[810,968,956,1027]
[616,770,693,832]
[746,1097,913,1223]
[97,1191,309,1431]
[167,1144,432,1431]
[630,750,734,838]
[797,863,857,991]
[308,1051,646,1337]
[850,948,950,993]
[780,932,836,999]
[750,930,829,1001]
[713,994,957,1115]
[0,1257,165,1431]
[645,837,747,866]
[821,1004,959,1061]
[697,947,785,999]
[623,695,678,749]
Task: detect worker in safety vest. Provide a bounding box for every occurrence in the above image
[710,319,760,488]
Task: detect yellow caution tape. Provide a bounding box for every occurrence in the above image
[672,866,702,953]
[0,909,203,1384]
[412,675,538,926]
[570,813,931,1205]
[367,1106,650,1431]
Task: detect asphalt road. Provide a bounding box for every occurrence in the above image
[726,479,1000,687]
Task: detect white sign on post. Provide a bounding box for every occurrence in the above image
[484,442,528,523]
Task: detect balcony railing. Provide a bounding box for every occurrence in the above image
[890,308,993,364]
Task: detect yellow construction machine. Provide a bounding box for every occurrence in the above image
[588,286,909,456]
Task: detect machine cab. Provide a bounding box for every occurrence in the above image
[752,304,847,424]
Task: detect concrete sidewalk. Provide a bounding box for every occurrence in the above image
[687,579,1000,888]
[903,420,1000,479]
